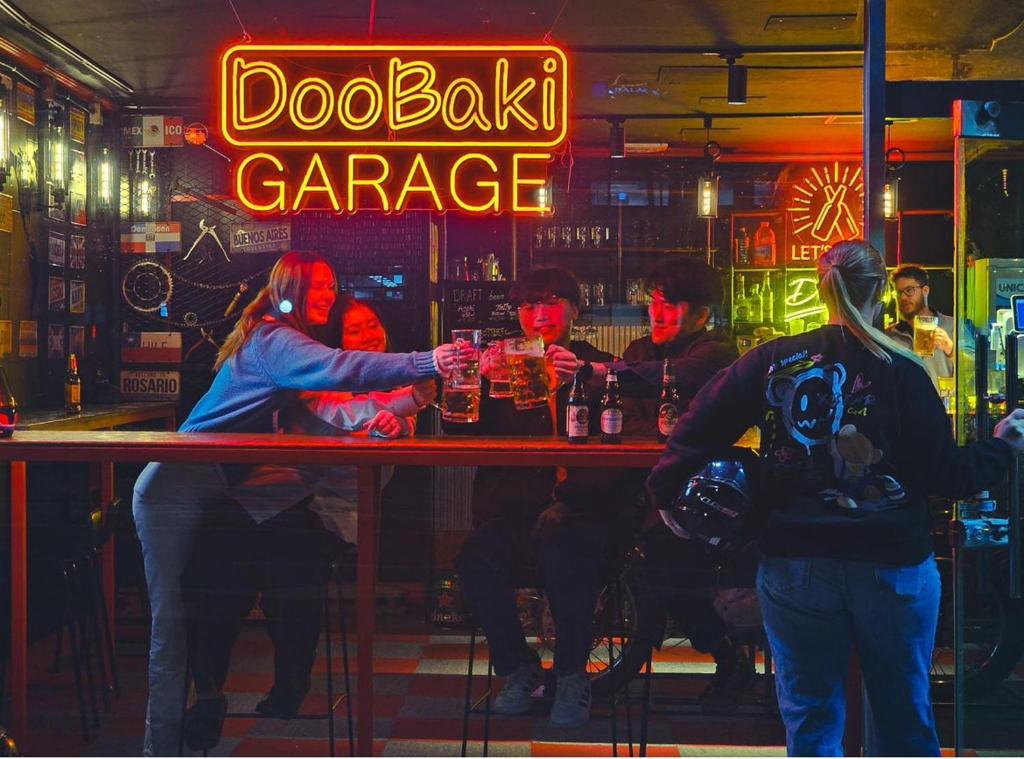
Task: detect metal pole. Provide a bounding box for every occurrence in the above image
[863,0,887,252]
[1007,333,1021,599]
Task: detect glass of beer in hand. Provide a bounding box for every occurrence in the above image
[442,329,482,423]
[914,315,938,357]
[487,340,513,398]
[504,335,550,410]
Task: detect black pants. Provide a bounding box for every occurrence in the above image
[456,516,609,677]
[634,523,729,653]
[184,498,329,701]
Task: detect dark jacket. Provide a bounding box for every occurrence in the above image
[647,325,1013,565]
[445,340,614,526]
[610,328,739,437]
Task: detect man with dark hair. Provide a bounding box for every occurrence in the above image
[886,265,955,384]
[453,267,620,729]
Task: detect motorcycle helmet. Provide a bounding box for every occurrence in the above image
[660,447,759,550]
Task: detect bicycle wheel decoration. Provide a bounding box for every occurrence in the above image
[122,260,174,313]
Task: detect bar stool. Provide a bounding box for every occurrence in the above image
[178,550,355,757]
[458,565,637,757]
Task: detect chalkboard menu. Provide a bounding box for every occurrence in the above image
[443,282,521,342]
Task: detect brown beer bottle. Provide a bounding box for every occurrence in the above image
[657,358,681,443]
[65,353,82,414]
[600,369,623,444]
[0,363,17,437]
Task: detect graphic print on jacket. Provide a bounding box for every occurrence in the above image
[764,351,907,514]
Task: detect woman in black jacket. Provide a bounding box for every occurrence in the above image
[646,240,1024,756]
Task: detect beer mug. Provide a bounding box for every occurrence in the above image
[486,340,513,398]
[442,329,482,423]
[914,315,938,357]
[504,335,549,411]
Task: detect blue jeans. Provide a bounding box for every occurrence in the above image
[133,462,227,756]
[756,555,941,757]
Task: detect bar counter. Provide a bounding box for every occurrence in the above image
[4,431,722,754]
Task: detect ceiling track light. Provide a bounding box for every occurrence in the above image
[609,120,625,158]
[726,58,748,106]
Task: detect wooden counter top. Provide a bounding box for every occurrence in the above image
[17,402,178,431]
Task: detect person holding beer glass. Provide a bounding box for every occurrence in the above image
[452,267,621,728]
[885,266,958,386]
[646,240,1024,756]
[132,251,463,756]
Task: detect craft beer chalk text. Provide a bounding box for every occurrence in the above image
[219,44,568,216]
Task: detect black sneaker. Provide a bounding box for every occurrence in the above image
[185,693,227,750]
[700,653,756,714]
[255,687,308,719]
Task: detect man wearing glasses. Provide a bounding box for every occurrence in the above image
[453,267,620,729]
[886,266,955,384]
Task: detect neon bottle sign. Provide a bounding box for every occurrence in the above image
[218,44,569,215]
[786,162,864,264]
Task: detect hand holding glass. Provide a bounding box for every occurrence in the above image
[442,329,481,423]
[914,315,938,357]
[505,335,549,410]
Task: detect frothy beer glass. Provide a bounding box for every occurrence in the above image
[487,340,513,398]
[914,315,938,357]
[442,329,482,423]
[505,335,549,410]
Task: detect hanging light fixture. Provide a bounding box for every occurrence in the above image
[98,147,113,208]
[609,120,625,158]
[884,123,904,221]
[535,179,552,215]
[47,105,67,205]
[726,58,748,106]
[696,174,719,218]
[882,178,899,220]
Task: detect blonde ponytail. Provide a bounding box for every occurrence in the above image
[817,240,923,366]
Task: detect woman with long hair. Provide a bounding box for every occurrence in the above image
[646,240,1024,756]
[132,251,460,756]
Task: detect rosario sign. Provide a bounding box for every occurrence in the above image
[219,44,569,215]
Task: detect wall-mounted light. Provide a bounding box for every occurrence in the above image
[535,180,552,215]
[138,177,152,217]
[726,59,747,106]
[98,147,113,207]
[0,96,10,191]
[47,115,67,206]
[610,121,625,159]
[696,174,719,218]
[883,178,899,220]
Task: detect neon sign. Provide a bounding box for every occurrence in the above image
[219,44,569,215]
[786,162,864,264]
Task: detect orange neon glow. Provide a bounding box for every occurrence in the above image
[347,153,391,211]
[394,153,443,211]
[450,153,500,212]
[219,44,568,148]
[511,153,550,213]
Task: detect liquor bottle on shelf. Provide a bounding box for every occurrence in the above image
[600,370,623,444]
[0,364,17,437]
[65,353,82,414]
[753,221,777,267]
[566,370,589,444]
[761,273,775,325]
[735,226,750,266]
[747,282,764,323]
[734,274,749,322]
[657,359,681,443]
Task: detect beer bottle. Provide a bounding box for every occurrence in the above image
[65,353,82,414]
[566,368,589,444]
[600,369,623,444]
[0,364,17,437]
[657,358,681,443]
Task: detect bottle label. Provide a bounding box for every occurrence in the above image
[658,404,678,436]
[65,384,80,405]
[567,406,589,438]
[600,408,623,434]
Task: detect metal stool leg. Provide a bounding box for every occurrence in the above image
[71,564,101,730]
[334,576,355,757]
[324,584,336,758]
[84,569,112,714]
[461,626,476,757]
[92,549,120,697]
[608,583,618,756]
[482,652,493,758]
[63,566,91,742]
[639,652,652,757]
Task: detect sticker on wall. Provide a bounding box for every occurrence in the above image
[0,194,12,233]
[69,108,87,144]
[47,324,65,359]
[69,280,85,314]
[48,276,66,312]
[121,115,184,147]
[15,82,35,125]
[0,320,12,358]
[120,369,181,400]
[47,182,66,222]
[48,232,66,267]
[70,150,87,227]
[69,325,85,357]
[69,235,86,269]
[229,221,292,255]
[18,320,37,358]
[121,331,182,363]
[120,221,182,254]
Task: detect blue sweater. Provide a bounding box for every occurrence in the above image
[180,320,438,433]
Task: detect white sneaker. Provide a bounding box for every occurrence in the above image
[492,654,543,716]
[549,672,591,728]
